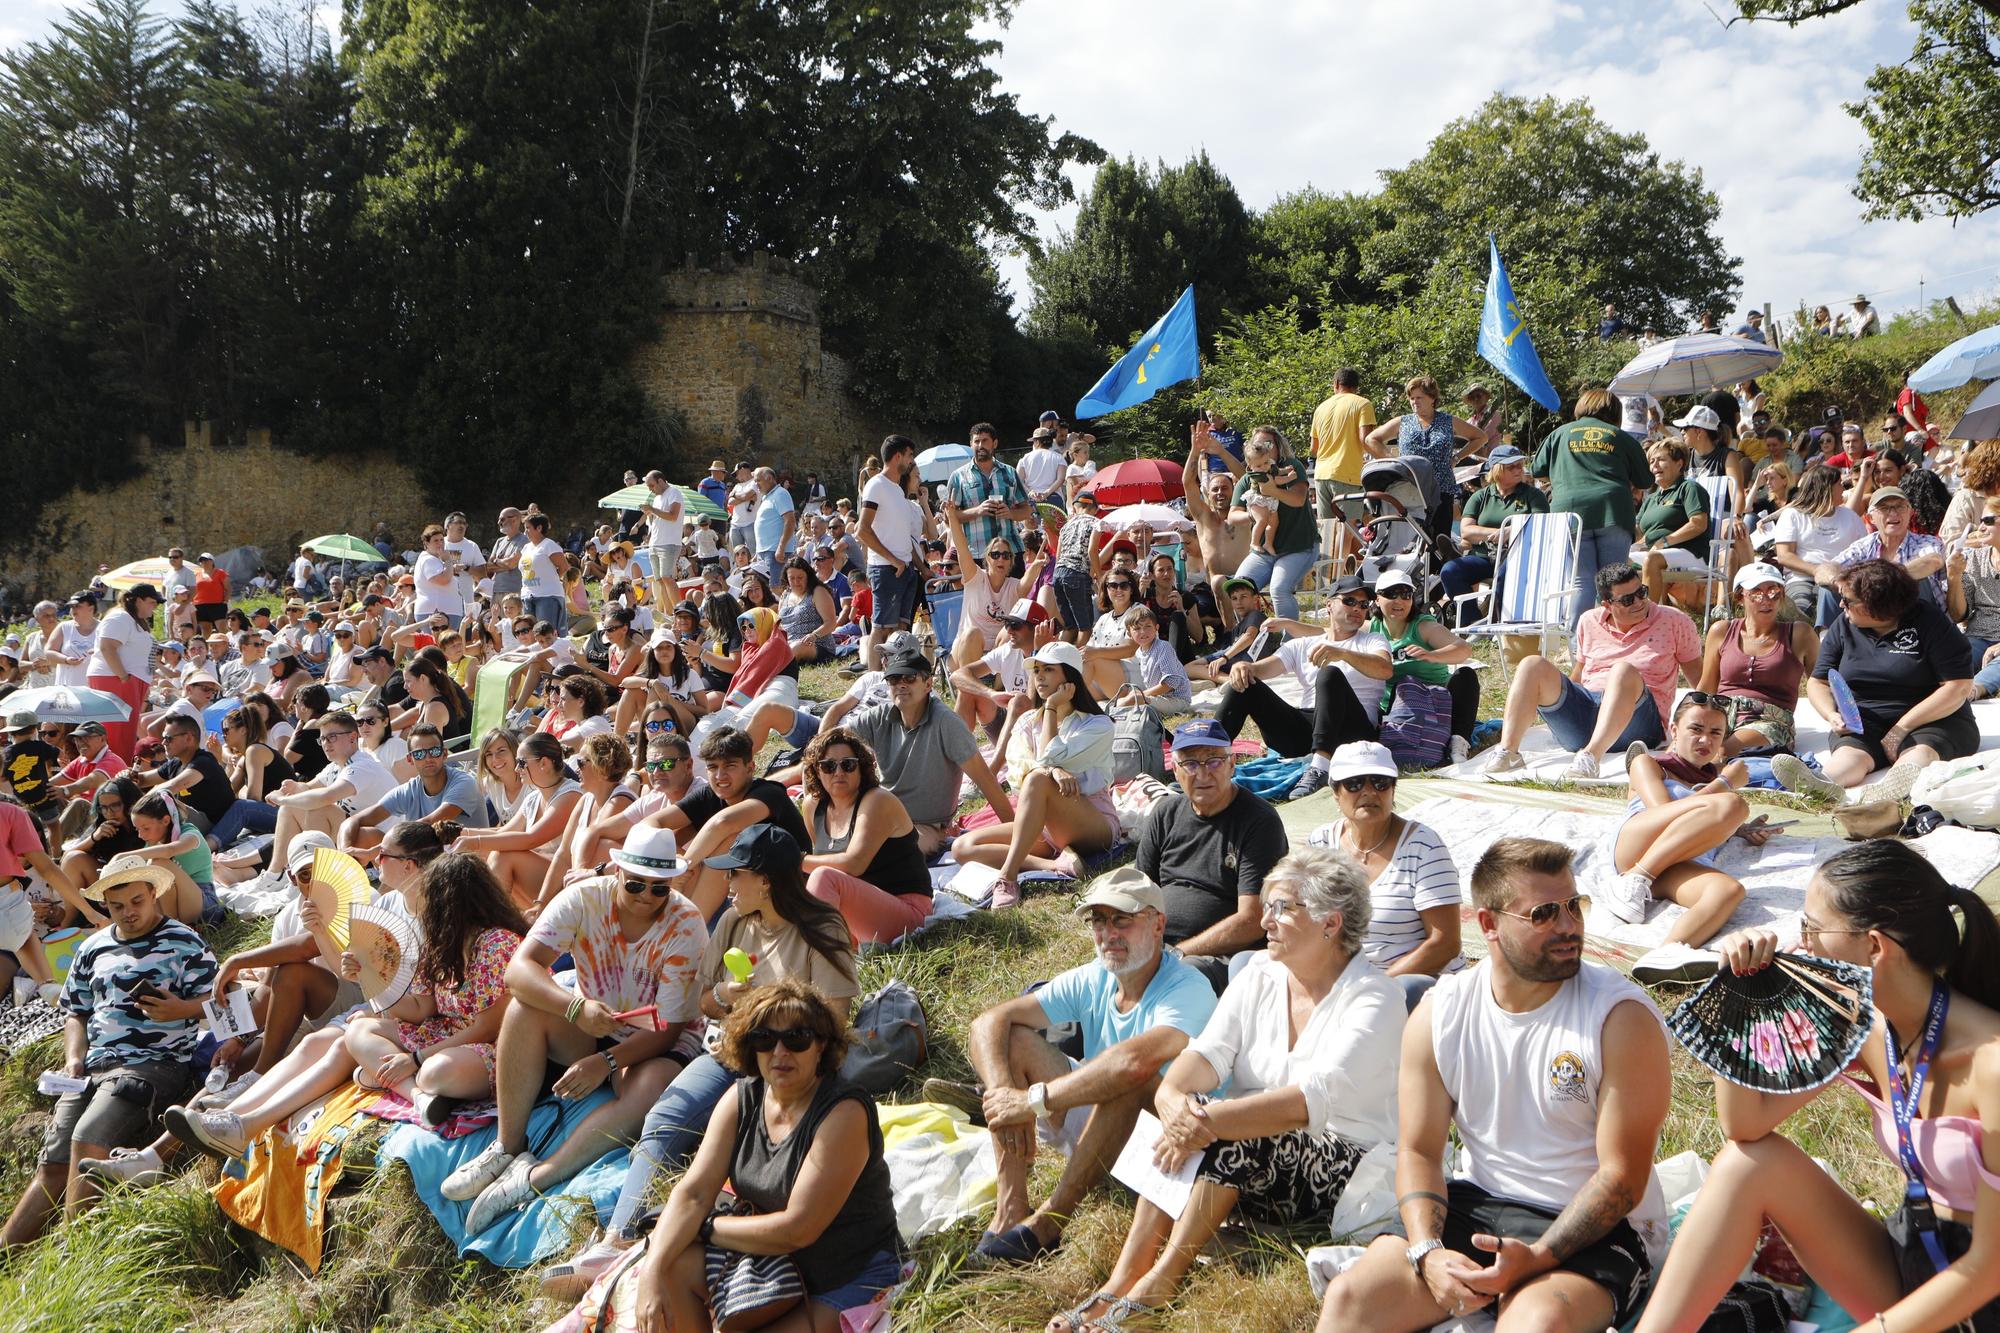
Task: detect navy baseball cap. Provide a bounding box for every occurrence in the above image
[1171,719,1232,753]
[703,823,804,874]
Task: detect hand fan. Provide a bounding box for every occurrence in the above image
[307,847,373,949]
[1827,669,1865,734]
[348,904,421,1011]
[1665,951,1874,1093]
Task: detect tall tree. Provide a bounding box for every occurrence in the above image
[1735,0,2000,219]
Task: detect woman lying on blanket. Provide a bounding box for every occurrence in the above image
[1049,849,1404,1333]
[625,980,903,1333]
[949,641,1117,910]
[541,825,859,1301]
[1634,841,2000,1333]
[165,850,525,1160]
[1601,693,1777,945]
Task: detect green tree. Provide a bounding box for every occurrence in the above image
[1360,94,1741,334]
[1735,0,2000,219]
[1248,186,1384,324]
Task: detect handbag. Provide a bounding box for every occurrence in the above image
[705,1196,806,1323]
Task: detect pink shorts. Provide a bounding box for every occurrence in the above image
[1042,787,1120,853]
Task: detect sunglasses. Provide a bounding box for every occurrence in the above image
[1337,774,1395,793]
[357,715,385,725]
[746,1026,819,1054]
[1497,894,1591,928]
[38,728,62,738]
[1681,691,1728,712]
[622,877,675,899]
[816,756,862,775]
[1376,588,1414,600]
[643,758,681,773]
[1608,588,1650,607]
[409,745,446,761]
[1105,581,1135,591]
[1338,594,1374,608]
[1981,516,1999,527]
[644,719,674,734]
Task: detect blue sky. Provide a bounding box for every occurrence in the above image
[3,0,1994,334]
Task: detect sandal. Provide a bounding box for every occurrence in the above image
[1048,1292,1117,1333]
[1083,1296,1161,1333]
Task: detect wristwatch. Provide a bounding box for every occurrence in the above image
[1026,1081,1049,1117]
[603,1049,619,1074]
[697,1213,715,1245]
[1405,1238,1444,1277]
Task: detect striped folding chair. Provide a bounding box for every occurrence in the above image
[1454,511,1582,686]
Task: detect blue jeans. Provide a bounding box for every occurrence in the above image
[1439,551,1495,609]
[1570,525,1635,628]
[1972,637,2000,698]
[607,1053,738,1237]
[208,798,277,850]
[1232,547,1316,619]
[526,595,567,632]
[1539,676,1664,753]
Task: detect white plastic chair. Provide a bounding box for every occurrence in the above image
[1454,511,1582,685]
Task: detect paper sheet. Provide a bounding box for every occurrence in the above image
[203,986,260,1040]
[1110,1110,1203,1220]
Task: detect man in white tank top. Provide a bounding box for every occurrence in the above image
[1318,837,1671,1333]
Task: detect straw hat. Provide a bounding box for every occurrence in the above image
[84,854,175,902]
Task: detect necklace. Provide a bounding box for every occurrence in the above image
[1346,816,1396,858]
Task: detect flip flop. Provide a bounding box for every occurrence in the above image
[1048,1292,1118,1333]
[1083,1296,1161,1333]
[973,1221,1057,1265]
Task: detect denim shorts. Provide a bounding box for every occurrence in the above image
[1537,676,1664,753]
[809,1248,903,1313]
[868,562,922,628]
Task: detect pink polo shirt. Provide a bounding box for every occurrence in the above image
[1574,602,1701,722]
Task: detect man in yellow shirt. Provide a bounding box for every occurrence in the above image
[1309,367,1377,558]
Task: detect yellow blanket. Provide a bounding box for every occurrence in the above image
[212,1081,375,1271]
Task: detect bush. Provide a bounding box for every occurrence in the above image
[1760,304,2000,431]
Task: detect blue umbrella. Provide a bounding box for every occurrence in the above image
[916,443,973,484]
[1908,323,2000,393]
[4,685,133,723]
[1947,378,2000,441]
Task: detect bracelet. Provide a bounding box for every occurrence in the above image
[712,981,733,1012]
[565,994,584,1025]
[1877,1315,1889,1333]
[603,1049,618,1074]
[410,1046,425,1067]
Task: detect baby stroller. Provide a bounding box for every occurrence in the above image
[1332,456,1454,604]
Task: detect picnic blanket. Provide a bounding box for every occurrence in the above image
[213,1081,377,1271]
[381,1088,631,1268]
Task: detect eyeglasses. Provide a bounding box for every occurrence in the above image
[1496,895,1590,928]
[409,745,446,761]
[643,719,674,734]
[1799,914,1869,948]
[1743,584,1784,598]
[379,851,416,866]
[1338,594,1374,608]
[643,758,680,773]
[97,799,124,812]
[1608,588,1650,607]
[1260,895,1303,920]
[622,877,674,898]
[1336,775,1395,793]
[1173,753,1231,774]
[746,1026,819,1054]
[1376,589,1414,600]
[816,757,862,775]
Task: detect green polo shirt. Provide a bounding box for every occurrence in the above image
[1530,417,1652,534]
[1460,480,1550,552]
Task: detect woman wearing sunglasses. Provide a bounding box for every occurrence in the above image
[615,632,701,740]
[1305,742,1461,1010]
[1081,568,1144,701]
[1950,494,2000,702]
[353,705,414,784]
[566,734,699,879]
[627,978,901,1333]
[1605,695,1778,968]
[1697,562,1818,756]
[727,606,805,757]
[546,825,860,1298]
[204,706,296,852]
[798,726,930,944]
[450,824,707,1237]
[1366,567,1480,767]
[944,509,1023,673]
[452,732,583,910]
[1633,841,2000,1333]
[1064,848,1402,1333]
[535,734,639,910]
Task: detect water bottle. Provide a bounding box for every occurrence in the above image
[205,1062,231,1095]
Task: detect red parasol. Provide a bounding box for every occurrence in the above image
[1080,458,1185,508]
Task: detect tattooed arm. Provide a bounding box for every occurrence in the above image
[1464,999,1672,1295]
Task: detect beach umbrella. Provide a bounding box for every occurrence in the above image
[100,556,173,590]
[3,685,133,723]
[1080,458,1185,507]
[676,487,727,521]
[1908,323,2000,393]
[598,483,650,510]
[302,534,382,563]
[1097,502,1194,533]
[1946,379,2000,441]
[1608,333,1783,397]
[916,443,973,483]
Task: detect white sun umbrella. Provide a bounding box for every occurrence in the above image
[1608,333,1783,397]
[3,684,134,723]
[1907,322,2000,393]
[916,443,973,483]
[1097,502,1195,533]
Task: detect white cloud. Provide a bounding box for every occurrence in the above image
[983,0,2000,323]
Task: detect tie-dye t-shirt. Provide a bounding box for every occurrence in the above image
[526,876,707,1042]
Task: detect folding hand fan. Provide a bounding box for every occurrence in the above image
[1665,951,1874,1093]
[1827,669,1865,735]
[348,904,421,1012]
[307,846,372,949]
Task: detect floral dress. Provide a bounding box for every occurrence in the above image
[1397,412,1461,507]
[397,927,522,1080]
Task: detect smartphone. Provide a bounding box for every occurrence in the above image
[128,978,165,1002]
[1746,816,1798,831]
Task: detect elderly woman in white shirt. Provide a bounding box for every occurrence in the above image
[1049,847,1404,1333]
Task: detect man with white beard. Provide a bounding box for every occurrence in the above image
[940,867,1219,1265]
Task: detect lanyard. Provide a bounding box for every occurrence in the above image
[1884,979,1953,1274]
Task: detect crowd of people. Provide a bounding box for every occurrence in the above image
[0,353,1996,1331]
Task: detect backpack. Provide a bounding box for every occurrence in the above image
[840,978,929,1095]
[1109,701,1167,783]
[1376,678,1452,770]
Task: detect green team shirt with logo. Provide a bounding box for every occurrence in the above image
[1530,417,1653,534]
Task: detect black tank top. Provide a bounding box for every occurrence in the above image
[811,801,931,897]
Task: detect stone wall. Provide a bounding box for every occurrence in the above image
[3,427,439,602]
[634,253,915,491]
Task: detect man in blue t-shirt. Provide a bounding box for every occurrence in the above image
[948,867,1218,1264]
[337,723,490,854]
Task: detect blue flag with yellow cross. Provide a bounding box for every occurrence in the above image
[1075,285,1200,419]
[1477,235,1560,412]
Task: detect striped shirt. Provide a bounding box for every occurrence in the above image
[1308,818,1464,973]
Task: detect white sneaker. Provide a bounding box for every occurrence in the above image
[35,982,63,1007]
[441,1142,516,1202]
[1853,756,1925,808]
[1601,870,1656,925]
[190,1109,248,1158]
[464,1151,539,1235]
[78,1146,167,1189]
[11,976,35,1008]
[1566,751,1601,780]
[1486,749,1526,775]
[1631,943,1720,987]
[1448,736,1470,766]
[1771,754,1846,804]
[540,1234,632,1299]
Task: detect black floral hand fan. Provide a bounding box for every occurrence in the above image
[1665,952,1874,1093]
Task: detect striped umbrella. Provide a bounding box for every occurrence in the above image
[1608,333,1783,397]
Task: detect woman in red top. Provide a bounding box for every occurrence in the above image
[192,554,230,633]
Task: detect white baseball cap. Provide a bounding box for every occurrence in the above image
[1030,641,1084,673]
[1673,406,1722,433]
[1326,741,1398,784]
[1732,562,1786,593]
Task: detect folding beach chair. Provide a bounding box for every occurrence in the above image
[1453,511,1582,687]
[1661,474,1742,627]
